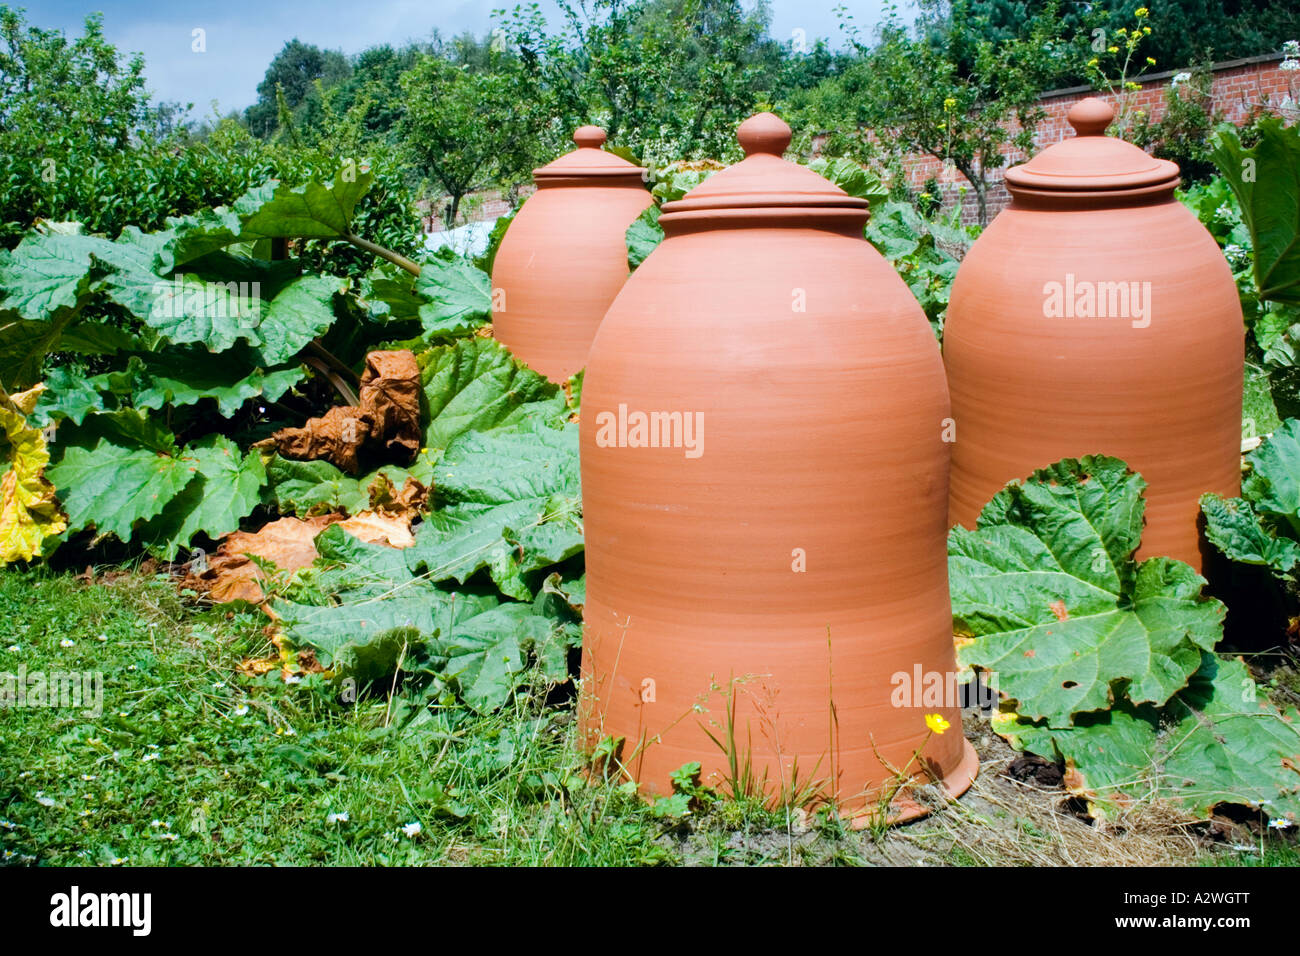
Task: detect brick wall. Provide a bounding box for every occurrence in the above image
[916,51,1299,226]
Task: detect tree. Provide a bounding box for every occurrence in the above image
[245,39,350,138]
[498,0,775,164]
[0,7,154,152]
[846,1,1068,225]
[398,54,549,226]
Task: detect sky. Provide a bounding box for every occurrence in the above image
[23,1,897,118]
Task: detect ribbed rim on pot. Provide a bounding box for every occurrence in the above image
[659,112,871,224]
[1004,97,1181,200]
[532,126,648,185]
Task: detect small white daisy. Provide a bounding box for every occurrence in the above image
[401,821,422,838]
[141,753,159,762]
[233,705,249,716]
[327,812,349,824]
[59,639,75,648]
[1269,817,1294,830]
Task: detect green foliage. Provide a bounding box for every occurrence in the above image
[399,53,549,227]
[954,456,1300,821]
[1212,118,1300,308]
[952,457,1224,725]
[0,167,504,563]
[1203,418,1300,585]
[1132,67,1222,183]
[865,201,973,335]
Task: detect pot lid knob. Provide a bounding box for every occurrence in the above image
[1068,97,1115,137]
[573,125,607,148]
[737,112,792,157]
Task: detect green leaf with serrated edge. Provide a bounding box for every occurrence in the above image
[45,412,196,542]
[625,205,663,272]
[1201,493,1300,577]
[1241,417,1300,528]
[359,262,423,324]
[565,369,583,415]
[266,457,432,518]
[29,367,111,426]
[313,522,412,588]
[240,169,374,240]
[418,337,564,456]
[0,234,105,320]
[997,656,1300,821]
[252,274,343,364]
[140,271,266,353]
[414,257,492,339]
[136,435,267,559]
[951,456,1224,726]
[128,350,305,418]
[805,157,889,206]
[405,422,581,599]
[1212,119,1300,305]
[276,581,560,712]
[157,181,280,272]
[426,601,557,713]
[0,312,79,390]
[265,457,369,517]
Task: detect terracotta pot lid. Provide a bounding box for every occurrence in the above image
[661,112,870,215]
[1004,97,1180,194]
[533,126,646,182]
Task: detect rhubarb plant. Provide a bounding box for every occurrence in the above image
[952,455,1300,821]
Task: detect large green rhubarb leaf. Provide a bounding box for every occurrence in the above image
[252,274,344,364]
[414,257,492,339]
[419,337,565,456]
[1212,119,1300,306]
[0,234,105,320]
[405,420,582,600]
[951,456,1224,726]
[136,435,267,559]
[275,580,564,713]
[240,168,374,240]
[996,656,1300,821]
[45,412,197,542]
[1202,418,1300,580]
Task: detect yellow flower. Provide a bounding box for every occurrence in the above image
[1143,26,1152,34]
[924,713,950,735]
[1116,27,1127,35]
[943,97,957,112]
[1108,45,1119,53]
[1146,57,1156,65]
[1135,6,1149,17]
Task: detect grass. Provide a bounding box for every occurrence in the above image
[1,565,1296,867]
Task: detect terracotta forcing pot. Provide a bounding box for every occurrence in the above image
[944,98,1244,571]
[490,126,653,382]
[579,112,978,823]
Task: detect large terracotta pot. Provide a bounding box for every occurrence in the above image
[490,126,652,382]
[579,112,978,823]
[944,98,1243,571]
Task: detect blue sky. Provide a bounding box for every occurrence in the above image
[23,1,898,117]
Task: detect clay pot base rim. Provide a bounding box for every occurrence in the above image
[844,737,981,830]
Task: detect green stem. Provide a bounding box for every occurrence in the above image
[343,232,421,277]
